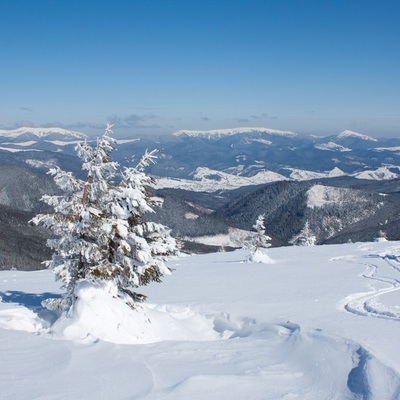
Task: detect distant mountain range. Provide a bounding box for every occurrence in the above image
[0,126,87,141]
[0,166,58,270]
[1,126,400,190]
[173,127,297,138]
[1,126,400,266]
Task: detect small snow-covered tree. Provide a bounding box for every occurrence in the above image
[290,221,317,246]
[31,125,177,311]
[375,230,388,242]
[250,214,271,251]
[246,214,273,263]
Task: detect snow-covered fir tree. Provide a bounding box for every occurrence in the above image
[31,125,177,311]
[246,214,273,263]
[290,221,317,246]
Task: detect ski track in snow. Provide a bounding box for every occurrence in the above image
[334,250,400,322]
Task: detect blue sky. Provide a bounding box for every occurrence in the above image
[1,0,399,137]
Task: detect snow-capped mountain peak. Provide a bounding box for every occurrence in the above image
[337,130,377,142]
[173,127,297,138]
[0,127,88,140]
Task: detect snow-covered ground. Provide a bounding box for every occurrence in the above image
[0,146,42,153]
[1,241,400,399]
[354,166,400,180]
[154,167,288,192]
[306,184,371,208]
[314,141,352,152]
[183,227,251,248]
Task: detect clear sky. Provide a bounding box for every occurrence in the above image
[1,0,399,138]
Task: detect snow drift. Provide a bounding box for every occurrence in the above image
[1,242,400,399]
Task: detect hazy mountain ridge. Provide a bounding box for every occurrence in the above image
[0,127,87,140]
[173,127,297,138]
[1,127,400,186]
[150,128,400,181]
[0,167,58,270]
[0,204,51,271]
[0,166,59,212]
[336,129,377,141]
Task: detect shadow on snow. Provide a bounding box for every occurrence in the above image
[0,290,61,324]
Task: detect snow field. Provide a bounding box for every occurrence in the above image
[1,242,400,398]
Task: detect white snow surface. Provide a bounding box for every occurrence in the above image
[287,167,346,181]
[353,166,400,180]
[314,141,352,152]
[0,146,42,153]
[152,164,398,193]
[1,140,38,147]
[288,168,329,181]
[250,138,273,145]
[173,127,297,138]
[51,280,218,345]
[337,130,378,142]
[154,167,288,192]
[1,242,400,399]
[374,146,400,152]
[45,139,86,146]
[328,166,347,177]
[0,127,87,140]
[184,227,251,248]
[25,158,58,169]
[306,185,363,208]
[115,138,141,144]
[247,249,275,264]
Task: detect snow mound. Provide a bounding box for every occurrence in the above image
[173,127,297,138]
[248,249,275,264]
[0,307,46,333]
[50,280,221,344]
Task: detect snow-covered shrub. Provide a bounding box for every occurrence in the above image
[31,125,178,311]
